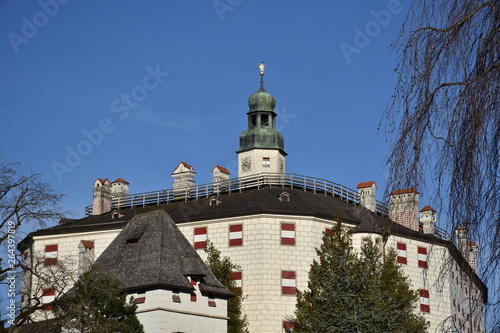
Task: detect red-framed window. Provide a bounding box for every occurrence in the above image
[281,271,296,295]
[281,223,295,245]
[44,244,58,266]
[396,242,407,264]
[190,277,198,302]
[418,247,428,269]
[42,288,55,311]
[230,271,242,294]
[420,289,430,313]
[193,227,207,249]
[229,224,243,247]
[283,320,295,331]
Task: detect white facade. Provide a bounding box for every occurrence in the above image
[23,206,486,332]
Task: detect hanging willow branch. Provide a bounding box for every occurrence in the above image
[383,0,499,327]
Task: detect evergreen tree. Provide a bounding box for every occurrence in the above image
[288,221,428,333]
[51,272,144,333]
[205,241,249,333]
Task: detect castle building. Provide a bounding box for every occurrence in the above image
[18,65,487,333]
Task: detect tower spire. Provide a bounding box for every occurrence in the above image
[259,62,265,91]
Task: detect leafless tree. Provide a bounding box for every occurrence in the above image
[383,0,499,330]
[0,157,69,278]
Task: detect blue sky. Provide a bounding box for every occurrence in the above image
[0,0,408,218]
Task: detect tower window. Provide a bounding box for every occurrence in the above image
[261,114,269,126]
[250,115,256,128]
[263,157,270,168]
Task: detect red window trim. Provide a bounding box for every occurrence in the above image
[281,223,295,246]
[229,224,243,247]
[397,242,407,264]
[193,227,207,249]
[230,271,242,294]
[281,271,296,295]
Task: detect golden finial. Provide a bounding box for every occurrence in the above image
[259,62,265,76]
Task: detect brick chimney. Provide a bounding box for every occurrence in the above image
[389,188,420,231]
[93,178,111,215]
[172,162,196,198]
[420,205,436,234]
[356,181,377,212]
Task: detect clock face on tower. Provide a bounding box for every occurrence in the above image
[241,157,252,173]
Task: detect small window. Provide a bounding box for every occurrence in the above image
[231,271,243,294]
[282,271,296,295]
[42,288,56,311]
[209,197,221,206]
[261,114,269,126]
[190,277,198,302]
[362,238,370,251]
[229,224,243,247]
[193,227,207,249]
[263,157,270,168]
[281,223,295,246]
[278,192,291,202]
[208,297,216,307]
[418,247,428,269]
[251,115,257,128]
[420,289,430,313]
[44,244,58,266]
[396,243,407,265]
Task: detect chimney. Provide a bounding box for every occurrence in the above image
[212,165,230,194]
[389,188,420,231]
[420,205,436,234]
[93,178,111,215]
[111,178,129,198]
[467,241,478,273]
[455,223,468,255]
[172,162,196,198]
[111,178,129,210]
[356,181,377,212]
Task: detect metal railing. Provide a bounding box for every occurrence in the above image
[85,173,390,216]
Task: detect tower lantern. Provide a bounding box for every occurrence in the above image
[237,63,287,177]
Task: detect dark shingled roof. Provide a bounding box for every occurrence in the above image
[92,210,233,298]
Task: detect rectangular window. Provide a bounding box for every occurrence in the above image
[283,321,295,332]
[325,228,335,237]
[230,271,242,294]
[208,297,217,307]
[193,227,207,249]
[418,247,428,269]
[263,157,270,168]
[190,277,198,302]
[420,289,430,313]
[229,224,243,247]
[396,242,407,264]
[42,288,55,311]
[281,223,295,245]
[44,244,58,266]
[135,297,145,304]
[281,271,296,295]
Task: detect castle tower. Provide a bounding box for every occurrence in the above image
[356,181,377,212]
[389,188,420,231]
[93,178,111,215]
[172,162,196,198]
[237,63,286,178]
[420,205,437,235]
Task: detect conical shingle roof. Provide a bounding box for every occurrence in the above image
[93,209,233,298]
